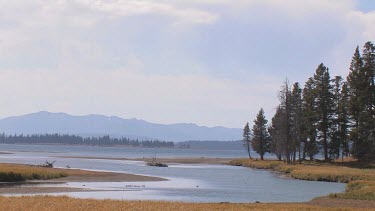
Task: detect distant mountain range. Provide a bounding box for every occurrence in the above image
[0,111,241,142]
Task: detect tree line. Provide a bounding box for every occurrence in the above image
[243,41,375,163]
[0,134,174,148]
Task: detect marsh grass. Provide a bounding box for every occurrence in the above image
[0,195,359,211]
[229,158,375,200]
[329,181,375,200]
[0,163,67,182]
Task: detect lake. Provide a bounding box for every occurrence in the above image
[0,144,345,203]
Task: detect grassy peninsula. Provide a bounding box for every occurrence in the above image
[0,163,165,184]
[0,163,67,182]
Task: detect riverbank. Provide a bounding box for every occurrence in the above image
[0,195,374,211]
[0,163,166,194]
[53,155,234,165]
[229,158,375,201]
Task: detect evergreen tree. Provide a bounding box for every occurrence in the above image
[278,79,293,163]
[362,42,375,159]
[268,106,286,161]
[242,122,252,159]
[347,44,375,160]
[338,82,350,160]
[347,46,365,159]
[251,108,270,160]
[363,42,375,115]
[313,63,335,161]
[302,77,319,160]
[329,76,343,159]
[246,41,375,162]
[291,82,303,162]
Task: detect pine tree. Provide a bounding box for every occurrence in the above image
[338,82,350,160]
[363,42,375,115]
[243,122,252,159]
[313,63,335,161]
[268,106,286,161]
[347,46,365,159]
[278,79,294,163]
[362,42,375,159]
[347,44,375,160]
[302,77,319,160]
[251,108,270,160]
[329,76,342,160]
[291,82,303,162]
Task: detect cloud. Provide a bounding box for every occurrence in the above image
[72,0,219,25]
[0,0,375,127]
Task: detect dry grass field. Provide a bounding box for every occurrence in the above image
[229,158,375,201]
[0,195,369,211]
[0,163,67,182]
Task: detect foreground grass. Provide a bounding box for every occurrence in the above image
[229,158,375,201]
[0,163,67,182]
[0,195,366,211]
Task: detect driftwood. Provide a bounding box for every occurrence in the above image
[38,160,56,168]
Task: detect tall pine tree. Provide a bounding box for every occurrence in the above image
[278,79,294,163]
[243,122,252,159]
[362,42,375,159]
[291,82,303,162]
[347,45,375,160]
[329,76,343,159]
[347,46,365,159]
[338,82,350,160]
[268,106,286,161]
[251,108,270,160]
[302,77,319,160]
[313,63,335,161]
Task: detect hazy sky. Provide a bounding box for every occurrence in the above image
[0,0,374,128]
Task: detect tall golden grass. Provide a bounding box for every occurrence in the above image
[0,196,361,211]
[229,158,375,200]
[0,163,67,182]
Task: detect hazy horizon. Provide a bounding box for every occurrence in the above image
[1,110,240,128]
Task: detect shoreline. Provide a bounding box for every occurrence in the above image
[52,156,235,165]
[47,168,167,183]
[229,158,375,207]
[0,163,166,195]
[0,143,176,149]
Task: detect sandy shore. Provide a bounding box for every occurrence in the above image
[53,156,234,165]
[48,168,166,183]
[0,185,87,194]
[0,165,166,195]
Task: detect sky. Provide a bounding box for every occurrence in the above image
[0,0,374,128]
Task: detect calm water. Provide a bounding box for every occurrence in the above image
[0,144,345,203]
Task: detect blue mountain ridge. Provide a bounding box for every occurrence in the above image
[0,111,242,142]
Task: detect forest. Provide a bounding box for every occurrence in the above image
[243,41,375,163]
[0,134,174,148]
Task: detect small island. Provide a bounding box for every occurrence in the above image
[146,157,169,167]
